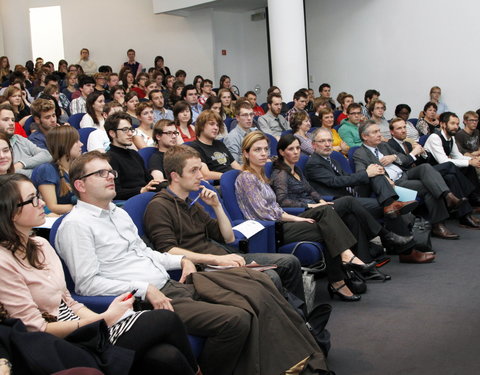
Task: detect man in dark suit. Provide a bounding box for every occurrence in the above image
[354,120,472,238]
[305,127,436,264]
[388,117,476,226]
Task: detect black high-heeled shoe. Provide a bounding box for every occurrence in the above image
[342,255,376,272]
[327,283,361,302]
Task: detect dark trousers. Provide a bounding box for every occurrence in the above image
[115,310,197,375]
[161,281,251,375]
[396,164,449,224]
[283,205,357,283]
[332,196,382,262]
[434,162,474,216]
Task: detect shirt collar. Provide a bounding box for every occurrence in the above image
[76,199,116,217]
[363,143,378,155]
[393,137,405,146]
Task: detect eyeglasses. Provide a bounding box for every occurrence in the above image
[116,127,135,134]
[17,192,42,208]
[313,139,333,144]
[78,169,118,180]
[466,118,479,123]
[161,131,179,137]
[239,112,254,118]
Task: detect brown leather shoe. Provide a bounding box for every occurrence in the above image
[432,223,460,239]
[459,214,480,229]
[383,200,419,218]
[399,249,435,264]
[444,192,467,211]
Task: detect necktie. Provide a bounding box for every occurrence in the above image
[327,157,356,196]
[275,117,286,131]
[374,148,380,159]
[402,142,409,154]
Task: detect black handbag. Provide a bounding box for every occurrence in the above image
[344,269,367,294]
[412,217,432,252]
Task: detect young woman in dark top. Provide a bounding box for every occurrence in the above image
[270,134,410,280]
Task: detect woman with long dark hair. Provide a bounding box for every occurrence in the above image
[0,133,14,175]
[80,91,105,129]
[0,173,199,375]
[271,134,406,282]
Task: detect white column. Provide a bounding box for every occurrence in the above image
[0,0,32,63]
[267,0,308,101]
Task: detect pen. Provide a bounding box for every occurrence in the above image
[189,193,201,207]
[122,289,138,301]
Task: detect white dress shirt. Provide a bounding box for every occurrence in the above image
[56,200,183,300]
[424,130,471,168]
[364,144,403,181]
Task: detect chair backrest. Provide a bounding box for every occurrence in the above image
[418,134,430,146]
[281,129,293,137]
[330,150,352,174]
[347,146,360,172]
[78,127,96,153]
[297,154,310,172]
[333,110,342,123]
[260,102,268,113]
[138,147,157,169]
[265,133,278,156]
[286,101,294,110]
[224,117,234,132]
[23,116,35,136]
[123,192,156,237]
[220,169,244,221]
[264,161,273,178]
[68,113,85,129]
[49,214,76,291]
[408,118,418,127]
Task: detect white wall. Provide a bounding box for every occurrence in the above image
[305,0,480,118]
[60,0,215,79]
[212,9,269,102]
[1,0,216,79]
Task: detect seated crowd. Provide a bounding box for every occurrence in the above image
[0,49,480,375]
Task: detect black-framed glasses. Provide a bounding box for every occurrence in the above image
[17,192,41,208]
[78,169,118,180]
[116,127,135,133]
[160,131,180,137]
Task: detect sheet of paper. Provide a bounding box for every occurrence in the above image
[394,186,418,202]
[232,220,265,239]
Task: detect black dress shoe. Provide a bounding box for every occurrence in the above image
[327,283,361,302]
[360,268,391,282]
[459,215,480,229]
[381,232,414,247]
[342,255,376,272]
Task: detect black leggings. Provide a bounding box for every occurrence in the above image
[115,309,197,375]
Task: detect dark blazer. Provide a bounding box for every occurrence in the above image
[305,152,370,197]
[353,143,412,172]
[387,138,418,167]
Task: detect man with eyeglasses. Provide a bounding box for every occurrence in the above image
[148,119,180,182]
[57,150,329,375]
[224,101,256,164]
[338,103,364,147]
[306,127,438,263]
[455,111,480,158]
[105,112,161,199]
[198,79,213,106]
